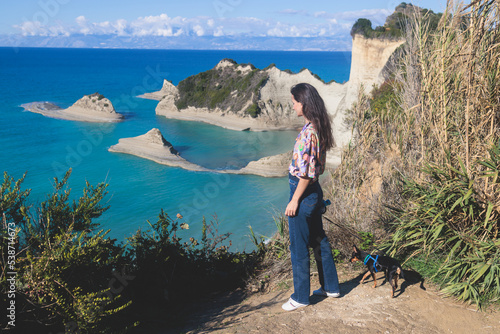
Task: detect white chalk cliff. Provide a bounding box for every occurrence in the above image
[137,80,178,101]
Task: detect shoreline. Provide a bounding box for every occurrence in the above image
[155,107,300,132]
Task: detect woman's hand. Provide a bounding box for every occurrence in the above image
[285,177,312,217]
[285,199,299,217]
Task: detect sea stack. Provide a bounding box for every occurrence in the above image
[21,92,123,122]
[108,128,210,172]
[138,79,179,101]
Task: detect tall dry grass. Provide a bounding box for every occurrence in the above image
[254,1,499,305]
[389,0,500,306]
[399,0,500,169]
[324,0,499,306]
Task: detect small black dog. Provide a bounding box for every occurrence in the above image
[350,245,404,298]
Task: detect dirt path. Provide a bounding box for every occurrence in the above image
[171,264,500,333]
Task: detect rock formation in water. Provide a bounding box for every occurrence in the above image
[22,92,123,122]
[227,151,292,177]
[68,93,118,115]
[108,128,209,172]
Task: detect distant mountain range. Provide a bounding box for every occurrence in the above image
[0,34,352,51]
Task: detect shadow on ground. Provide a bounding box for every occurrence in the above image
[335,268,426,299]
[157,288,290,334]
[149,268,427,333]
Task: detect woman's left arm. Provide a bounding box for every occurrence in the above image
[285,177,312,217]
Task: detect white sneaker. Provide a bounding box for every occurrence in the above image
[281,298,308,311]
[313,287,340,298]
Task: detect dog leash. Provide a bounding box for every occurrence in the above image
[321,199,389,257]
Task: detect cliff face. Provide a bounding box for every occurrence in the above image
[332,34,405,154]
[345,34,405,107]
[259,66,348,141]
[153,62,348,132]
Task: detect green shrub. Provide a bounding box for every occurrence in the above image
[1,170,134,333]
[391,143,500,307]
[1,170,262,332]
[350,3,442,40]
[246,103,261,118]
[351,18,374,37]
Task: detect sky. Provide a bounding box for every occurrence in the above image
[0,0,448,50]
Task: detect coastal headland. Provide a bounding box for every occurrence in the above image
[138,35,404,169]
[22,93,123,122]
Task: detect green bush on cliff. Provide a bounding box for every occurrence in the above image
[369,80,401,118]
[246,103,261,118]
[351,2,442,39]
[387,0,500,308]
[175,60,268,117]
[1,170,134,333]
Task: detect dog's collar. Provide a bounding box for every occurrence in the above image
[364,254,379,272]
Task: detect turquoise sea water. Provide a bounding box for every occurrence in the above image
[0,47,351,250]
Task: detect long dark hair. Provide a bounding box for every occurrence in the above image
[291,83,335,151]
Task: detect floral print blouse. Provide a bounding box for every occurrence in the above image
[289,122,326,181]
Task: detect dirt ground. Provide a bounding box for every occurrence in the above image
[170,264,500,334]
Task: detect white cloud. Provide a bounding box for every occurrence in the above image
[14,20,71,37]
[213,26,224,37]
[192,24,204,36]
[15,21,44,36]
[12,8,392,40]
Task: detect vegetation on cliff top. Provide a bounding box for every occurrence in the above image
[175,59,268,117]
[351,2,442,39]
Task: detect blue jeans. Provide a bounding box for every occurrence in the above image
[288,173,340,304]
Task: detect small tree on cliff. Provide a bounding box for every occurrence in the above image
[350,18,373,37]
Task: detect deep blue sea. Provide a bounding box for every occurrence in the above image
[0,47,351,250]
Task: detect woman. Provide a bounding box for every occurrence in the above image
[282,83,340,311]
